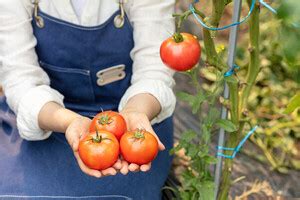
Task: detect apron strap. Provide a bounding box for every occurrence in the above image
[32,0,126,29]
[32,0,44,28]
[114,0,126,28]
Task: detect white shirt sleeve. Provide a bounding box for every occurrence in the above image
[0,0,64,140]
[119,0,176,124]
[0,0,176,141]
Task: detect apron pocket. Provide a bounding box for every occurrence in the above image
[39,61,95,103]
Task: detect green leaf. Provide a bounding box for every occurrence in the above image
[196,181,215,200]
[181,130,197,142]
[216,119,238,132]
[192,92,206,114]
[283,93,300,114]
[207,107,221,123]
[203,155,218,164]
[224,75,238,84]
[177,91,194,101]
[197,148,209,158]
[186,145,198,158]
[201,125,210,144]
[169,143,182,155]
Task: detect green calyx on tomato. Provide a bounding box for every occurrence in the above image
[98,115,113,125]
[91,129,110,143]
[172,32,184,43]
[133,129,145,139]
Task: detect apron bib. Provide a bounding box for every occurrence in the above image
[0,3,173,200]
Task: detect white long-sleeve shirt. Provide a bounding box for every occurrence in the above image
[0,0,176,140]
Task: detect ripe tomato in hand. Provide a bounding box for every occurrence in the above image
[78,130,119,170]
[120,129,159,165]
[89,111,127,140]
[160,32,201,71]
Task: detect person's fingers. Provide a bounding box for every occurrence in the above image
[120,160,129,175]
[140,163,151,172]
[146,127,165,150]
[113,159,122,170]
[72,139,79,152]
[65,128,81,152]
[128,163,139,172]
[74,152,102,178]
[101,168,117,176]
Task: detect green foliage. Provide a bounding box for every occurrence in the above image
[177,91,206,114]
[276,0,300,83]
[284,93,300,114]
[173,0,299,199]
[172,64,224,200]
[234,0,300,172]
[216,119,237,132]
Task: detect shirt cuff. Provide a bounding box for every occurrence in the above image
[118,79,176,124]
[16,85,64,141]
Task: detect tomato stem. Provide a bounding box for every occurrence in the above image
[134,129,145,139]
[93,128,102,143]
[173,32,184,43]
[96,127,99,138]
[99,115,112,125]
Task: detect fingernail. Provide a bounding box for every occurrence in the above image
[140,167,147,172]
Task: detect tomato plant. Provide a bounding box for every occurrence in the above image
[120,129,158,165]
[78,130,119,170]
[89,111,127,140]
[160,32,201,71]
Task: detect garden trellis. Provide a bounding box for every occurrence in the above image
[173,0,278,199]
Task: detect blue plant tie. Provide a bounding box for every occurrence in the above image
[224,64,240,77]
[190,0,256,31]
[259,0,277,14]
[217,125,258,159]
[190,0,280,31]
[292,23,300,28]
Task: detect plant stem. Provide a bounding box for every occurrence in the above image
[240,1,260,113]
[217,79,240,200]
[218,2,260,199]
[202,0,228,70]
[210,0,227,27]
[173,9,205,32]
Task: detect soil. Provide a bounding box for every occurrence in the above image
[171,73,300,199]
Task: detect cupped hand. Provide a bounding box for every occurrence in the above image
[65,116,122,178]
[119,109,165,174]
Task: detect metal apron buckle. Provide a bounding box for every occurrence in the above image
[114,0,127,28]
[96,64,126,86]
[33,0,44,28]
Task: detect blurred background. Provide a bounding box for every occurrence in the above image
[0,0,299,199]
[170,0,300,199]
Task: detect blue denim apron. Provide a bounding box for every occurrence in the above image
[0,6,173,200]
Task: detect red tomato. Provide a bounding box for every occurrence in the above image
[89,111,127,140]
[120,129,159,165]
[78,130,119,170]
[160,32,201,71]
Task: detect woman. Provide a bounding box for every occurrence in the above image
[0,0,176,199]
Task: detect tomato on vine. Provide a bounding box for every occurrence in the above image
[78,130,119,170]
[120,129,159,165]
[89,111,127,140]
[160,32,201,71]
